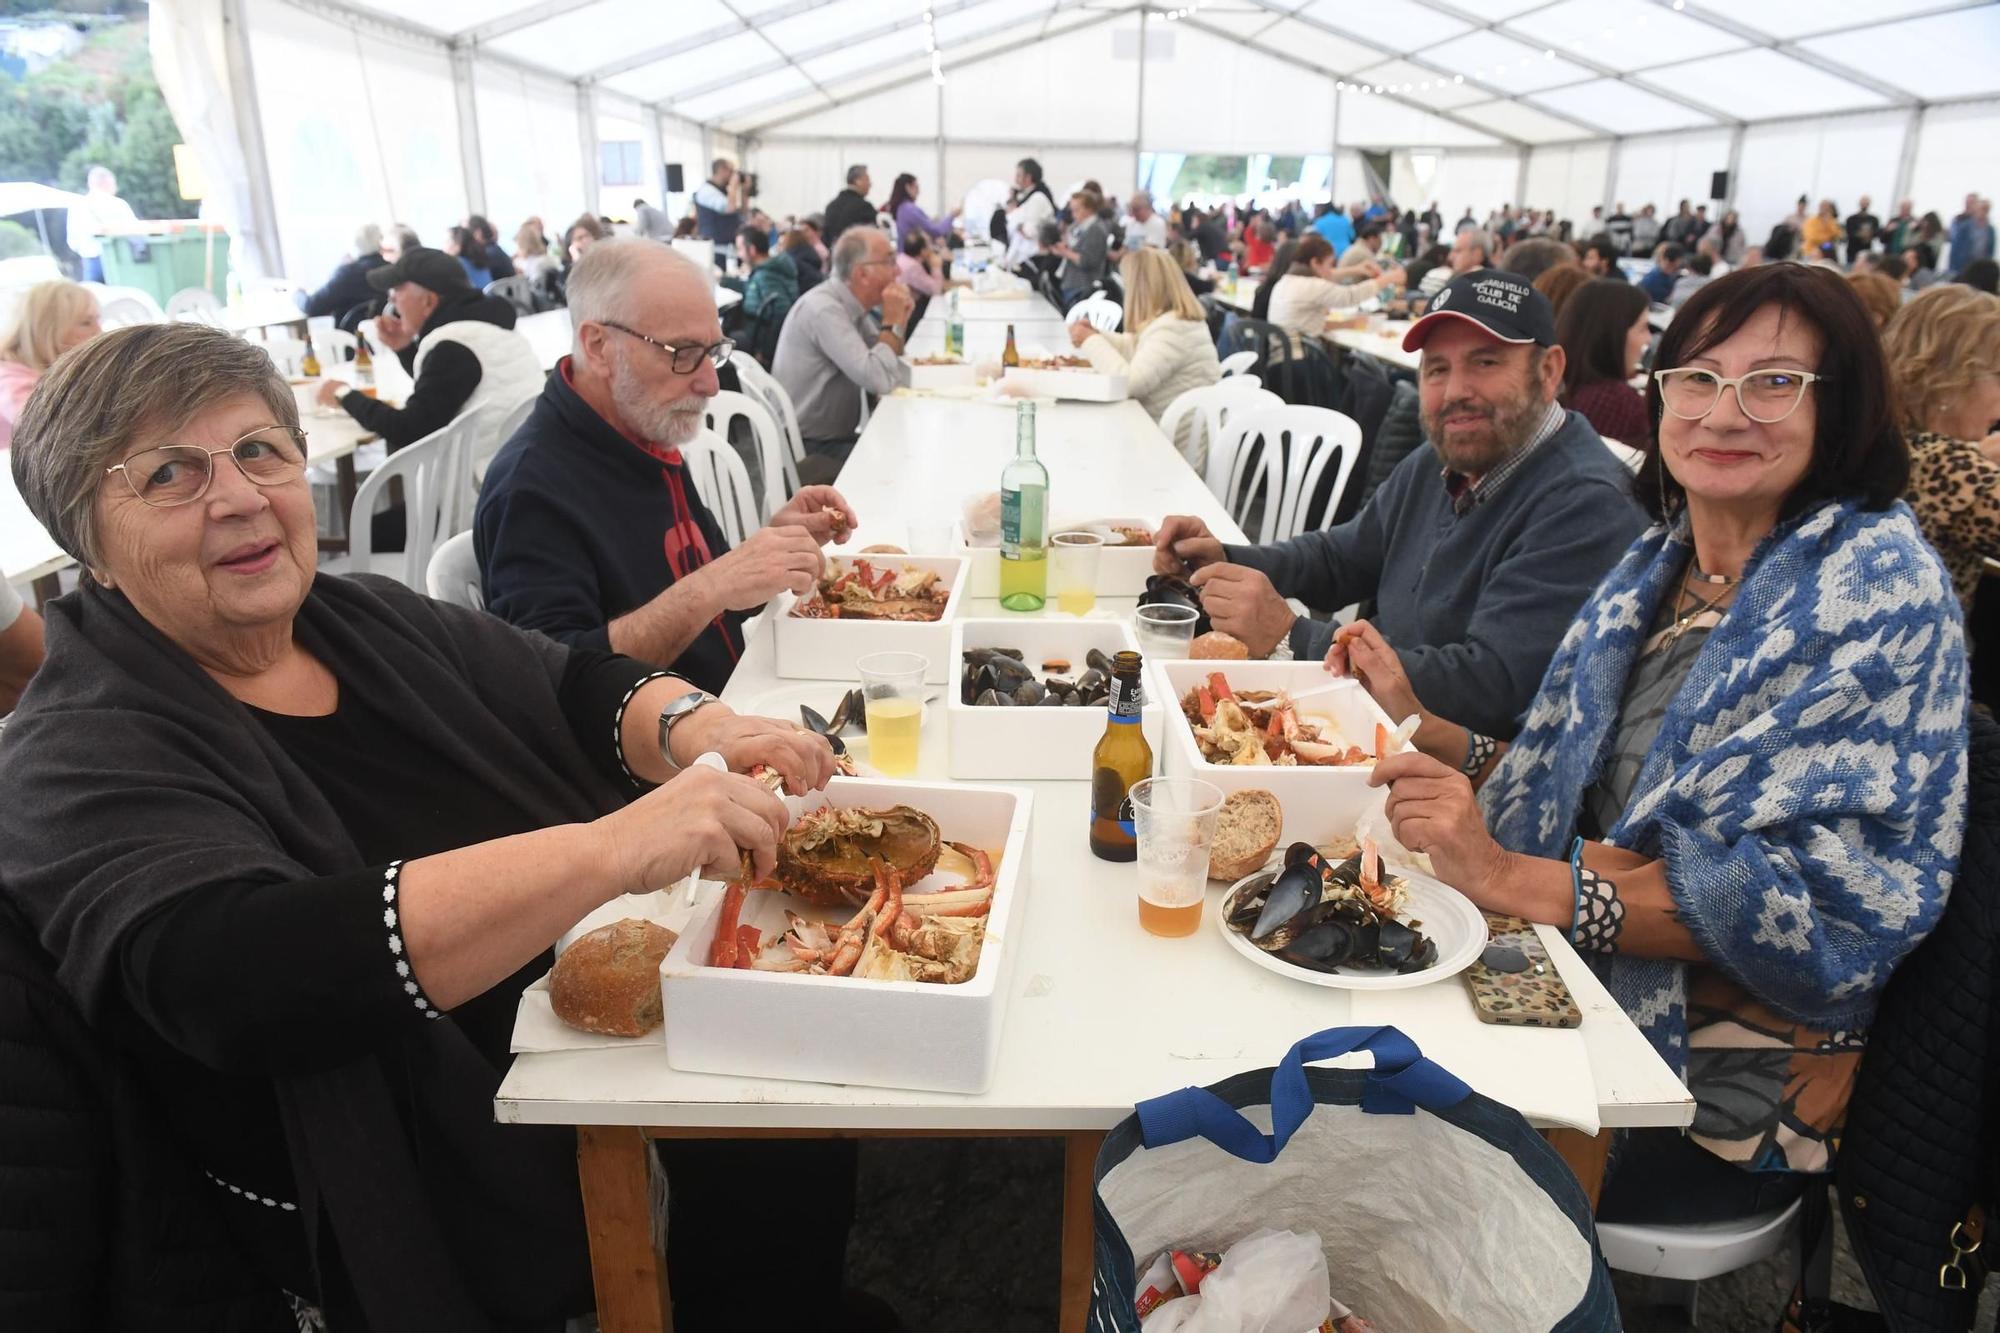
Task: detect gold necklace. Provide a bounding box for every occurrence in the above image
[1662,562,1738,646]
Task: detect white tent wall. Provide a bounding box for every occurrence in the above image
[475,63,587,250]
[1908,100,2000,228]
[1610,129,1733,225]
[1732,112,1909,246]
[1525,141,1613,233]
[1404,149,1521,222]
[1139,22,1332,156]
[243,0,465,293]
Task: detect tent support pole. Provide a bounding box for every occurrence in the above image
[935,80,945,213]
[1329,86,1341,203]
[642,104,666,211]
[1892,105,1925,207]
[1514,152,1530,213]
[1602,137,1622,218]
[1133,7,1147,194]
[221,0,285,278]
[451,46,487,219]
[1722,125,1744,213]
[577,83,600,220]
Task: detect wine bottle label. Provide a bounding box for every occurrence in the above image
[1000,487,1020,556]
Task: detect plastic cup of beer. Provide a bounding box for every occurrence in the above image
[1049,531,1104,616]
[856,651,928,777]
[1129,777,1224,937]
[1134,604,1200,660]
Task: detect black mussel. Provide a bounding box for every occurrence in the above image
[1065,690,1089,705]
[1076,667,1106,695]
[799,703,832,735]
[974,688,1012,707]
[1376,920,1424,972]
[1273,918,1358,973]
[1046,676,1076,698]
[1037,694,1065,707]
[1012,679,1047,706]
[1226,883,1270,932]
[830,688,863,734]
[1085,647,1116,678]
[1140,574,1212,637]
[1250,860,1324,946]
[1283,841,1326,871]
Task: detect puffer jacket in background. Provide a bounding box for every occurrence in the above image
[1076,315,1221,462]
[1837,708,1999,1330]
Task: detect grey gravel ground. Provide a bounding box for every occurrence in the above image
[845,1137,1999,1331]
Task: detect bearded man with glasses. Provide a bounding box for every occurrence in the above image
[475,238,856,694]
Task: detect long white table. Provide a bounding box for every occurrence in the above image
[496,394,1690,1333]
[1329,319,1421,372]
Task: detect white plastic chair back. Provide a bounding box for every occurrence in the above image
[424,530,485,611]
[1068,295,1121,333]
[1158,383,1282,496]
[164,287,220,321]
[315,327,359,362]
[703,389,788,520]
[732,357,806,497]
[1221,405,1363,545]
[346,408,485,589]
[1219,350,1260,377]
[676,430,761,549]
[96,295,157,330]
[262,336,308,377]
[485,274,535,313]
[462,394,539,524]
[82,282,163,321]
[876,213,897,235]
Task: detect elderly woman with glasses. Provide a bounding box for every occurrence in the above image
[1325,264,1966,1224]
[0,319,845,1328]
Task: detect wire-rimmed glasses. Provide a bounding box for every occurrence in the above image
[1653,367,1830,424]
[104,425,310,508]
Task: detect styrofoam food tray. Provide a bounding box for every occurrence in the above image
[906,359,978,389]
[1154,659,1398,849]
[947,618,1161,780]
[1215,863,1488,991]
[953,516,1159,599]
[660,776,1034,1093]
[770,555,966,685]
[1001,366,1128,402]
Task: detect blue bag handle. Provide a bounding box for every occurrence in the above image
[1133,1025,1473,1164]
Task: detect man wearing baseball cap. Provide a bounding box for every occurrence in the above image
[1154,269,1645,740]
[314,246,543,451]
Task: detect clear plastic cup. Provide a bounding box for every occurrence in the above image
[856,651,928,776]
[1134,604,1200,660]
[1130,777,1224,937]
[1049,531,1104,616]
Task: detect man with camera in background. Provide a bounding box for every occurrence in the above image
[693,157,749,267]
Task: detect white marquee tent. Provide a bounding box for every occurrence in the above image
[152,0,2000,287]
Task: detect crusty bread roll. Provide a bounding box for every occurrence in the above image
[858,544,906,555]
[551,918,677,1037]
[1189,631,1251,661]
[1208,790,1283,881]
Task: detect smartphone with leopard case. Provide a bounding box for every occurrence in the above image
[1463,913,1581,1028]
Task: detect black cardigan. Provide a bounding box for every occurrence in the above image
[1837,708,2000,1329]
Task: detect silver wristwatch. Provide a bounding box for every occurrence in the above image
[656,690,718,773]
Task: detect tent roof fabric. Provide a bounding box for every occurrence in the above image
[319,0,1998,138]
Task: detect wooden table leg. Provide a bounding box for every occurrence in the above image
[320,453,358,555]
[1543,1128,1611,1213]
[577,1126,671,1333]
[30,572,60,609]
[1060,1129,1107,1333]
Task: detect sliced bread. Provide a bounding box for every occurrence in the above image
[1208,789,1283,881]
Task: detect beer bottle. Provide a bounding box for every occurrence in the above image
[1001,322,1020,368]
[352,334,375,397]
[299,336,320,379]
[1089,651,1152,862]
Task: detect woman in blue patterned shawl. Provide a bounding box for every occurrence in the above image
[1331,264,1967,1225]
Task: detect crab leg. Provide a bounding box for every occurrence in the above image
[708,881,749,968]
[824,859,892,977]
[1374,721,1393,759]
[947,841,995,892]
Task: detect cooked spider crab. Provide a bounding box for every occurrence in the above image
[770,804,942,908]
[790,559,950,622]
[707,844,997,983]
[1182,673,1379,767]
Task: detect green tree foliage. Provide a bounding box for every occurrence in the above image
[0,17,185,220]
[0,218,40,257]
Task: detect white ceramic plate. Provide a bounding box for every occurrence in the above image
[1214,863,1489,991]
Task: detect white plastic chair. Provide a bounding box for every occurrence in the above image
[424,530,485,611]
[315,327,358,362]
[1596,1200,1802,1326]
[1220,406,1364,545]
[345,408,486,590]
[875,213,897,236]
[703,389,789,521]
[81,282,163,322]
[732,357,807,498]
[463,394,539,519]
[485,274,536,314]
[1067,294,1121,333]
[1159,382,1283,493]
[677,429,761,549]
[262,336,308,377]
[96,295,158,330]
[1219,350,1260,377]
[164,287,220,321]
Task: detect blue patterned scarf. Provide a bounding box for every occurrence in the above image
[1480,498,1968,1072]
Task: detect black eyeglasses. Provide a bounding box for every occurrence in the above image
[104,426,309,508]
[599,320,734,374]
